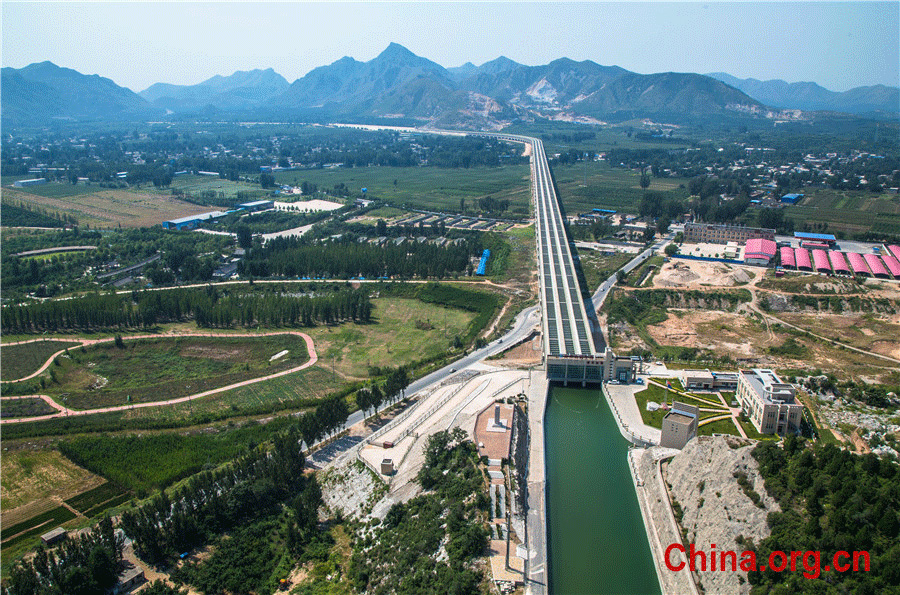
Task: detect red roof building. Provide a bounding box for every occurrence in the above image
[794,248,812,271]
[812,249,831,273]
[744,238,777,266]
[828,250,850,275]
[882,253,900,278]
[779,246,796,269]
[846,252,871,276]
[863,254,890,278]
[888,245,900,263]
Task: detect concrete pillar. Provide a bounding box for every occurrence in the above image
[495,405,501,426]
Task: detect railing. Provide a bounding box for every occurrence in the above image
[602,384,657,448]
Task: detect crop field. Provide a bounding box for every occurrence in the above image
[1,448,104,513]
[784,188,900,236]
[306,297,476,379]
[0,398,57,418]
[42,335,310,410]
[63,481,130,516]
[1,340,83,381]
[3,182,107,199]
[3,187,215,228]
[273,165,533,217]
[553,161,691,214]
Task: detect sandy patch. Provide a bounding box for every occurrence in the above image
[653,260,756,288]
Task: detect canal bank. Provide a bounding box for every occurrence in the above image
[545,385,661,595]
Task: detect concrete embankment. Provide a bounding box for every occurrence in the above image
[630,446,699,595]
[525,372,549,595]
[602,382,661,447]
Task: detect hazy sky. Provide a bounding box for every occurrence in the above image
[3,2,898,93]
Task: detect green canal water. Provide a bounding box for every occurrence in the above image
[545,385,661,595]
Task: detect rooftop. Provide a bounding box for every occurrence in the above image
[742,369,796,404]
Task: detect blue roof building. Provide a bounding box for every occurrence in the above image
[793,231,836,244]
[781,193,804,204]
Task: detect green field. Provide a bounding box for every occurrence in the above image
[0,340,83,381]
[784,188,900,236]
[40,335,310,410]
[0,398,56,418]
[632,382,728,429]
[553,161,691,215]
[306,297,476,379]
[698,417,741,437]
[58,419,298,495]
[273,165,533,217]
[167,175,268,200]
[578,251,634,292]
[5,182,105,199]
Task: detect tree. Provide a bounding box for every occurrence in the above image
[665,243,678,256]
[376,219,388,236]
[640,171,651,190]
[259,173,276,189]
[236,225,253,250]
[656,217,670,235]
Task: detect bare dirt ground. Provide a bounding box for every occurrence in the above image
[653,260,756,288]
[647,310,769,359]
[488,334,542,367]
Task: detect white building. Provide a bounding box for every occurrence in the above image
[737,369,803,436]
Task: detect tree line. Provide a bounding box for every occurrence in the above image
[1,286,372,334]
[241,236,477,280]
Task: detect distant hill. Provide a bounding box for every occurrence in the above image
[8,48,888,130]
[1,61,159,127]
[140,68,289,112]
[272,44,768,126]
[708,72,899,115]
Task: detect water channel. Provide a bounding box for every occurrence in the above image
[545,385,661,595]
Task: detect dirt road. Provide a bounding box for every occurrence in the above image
[1,331,318,424]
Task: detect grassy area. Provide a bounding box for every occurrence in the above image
[4,182,106,199]
[756,272,862,294]
[552,160,690,215]
[698,417,741,437]
[273,165,533,218]
[634,380,729,428]
[32,335,310,410]
[1,448,103,511]
[306,297,475,379]
[0,340,83,381]
[0,397,57,418]
[736,416,778,441]
[167,174,267,200]
[58,417,298,495]
[628,255,665,288]
[578,251,633,292]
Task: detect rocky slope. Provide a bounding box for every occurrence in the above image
[665,436,779,595]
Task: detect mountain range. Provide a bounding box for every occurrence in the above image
[707,72,899,115]
[3,43,897,129]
